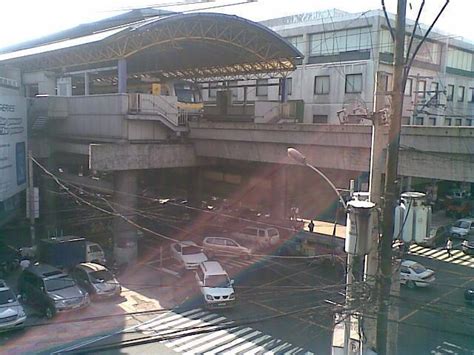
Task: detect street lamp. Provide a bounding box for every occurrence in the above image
[287,148,347,210]
[287,147,355,355]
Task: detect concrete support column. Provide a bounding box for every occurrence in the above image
[118,58,127,94]
[84,72,90,95]
[271,165,287,220]
[113,169,138,265]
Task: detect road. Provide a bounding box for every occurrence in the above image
[2,233,473,354]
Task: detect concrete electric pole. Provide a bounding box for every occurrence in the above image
[376,0,406,354]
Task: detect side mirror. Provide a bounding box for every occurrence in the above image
[40,286,46,293]
[230,280,235,285]
[198,281,203,287]
[17,294,22,301]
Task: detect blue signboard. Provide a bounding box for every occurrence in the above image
[16,142,26,186]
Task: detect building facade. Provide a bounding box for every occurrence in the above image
[0,75,27,226]
[202,9,474,126]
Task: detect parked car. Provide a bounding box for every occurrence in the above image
[202,236,252,259]
[17,264,90,319]
[450,218,474,239]
[71,263,121,300]
[400,260,435,289]
[418,225,451,248]
[464,285,474,305]
[195,261,235,309]
[0,280,26,331]
[171,241,208,270]
[231,226,280,247]
[461,239,474,256]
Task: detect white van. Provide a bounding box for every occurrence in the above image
[195,261,235,309]
[231,226,280,247]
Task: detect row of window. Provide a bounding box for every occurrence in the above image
[389,76,473,103]
[414,116,473,126]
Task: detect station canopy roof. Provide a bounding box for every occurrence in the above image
[0,9,303,80]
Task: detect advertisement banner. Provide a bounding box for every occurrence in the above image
[0,96,27,202]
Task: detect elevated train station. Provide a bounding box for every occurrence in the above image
[0,8,473,262]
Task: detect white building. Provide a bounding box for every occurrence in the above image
[204,9,473,126]
[0,74,27,225]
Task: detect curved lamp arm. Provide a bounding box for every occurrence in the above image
[287,148,347,210]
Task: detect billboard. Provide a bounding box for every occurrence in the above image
[0,96,27,202]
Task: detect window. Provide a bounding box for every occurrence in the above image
[447,85,454,101]
[415,117,424,125]
[445,117,452,126]
[455,118,463,126]
[208,83,217,98]
[256,79,268,96]
[279,78,293,96]
[466,118,473,126]
[313,115,328,123]
[309,27,372,56]
[458,86,465,102]
[345,73,363,93]
[287,78,292,96]
[314,76,330,94]
[430,82,439,101]
[286,36,305,54]
[404,78,413,96]
[227,80,238,98]
[469,88,474,103]
[417,80,426,98]
[429,117,437,126]
[447,48,473,71]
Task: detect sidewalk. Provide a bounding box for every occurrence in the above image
[300,219,346,239]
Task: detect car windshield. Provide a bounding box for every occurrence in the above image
[182,245,201,255]
[90,270,114,284]
[0,289,15,305]
[45,276,76,291]
[205,275,230,288]
[410,263,427,274]
[453,221,470,229]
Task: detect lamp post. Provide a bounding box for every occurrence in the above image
[287,148,347,210]
[287,147,354,355]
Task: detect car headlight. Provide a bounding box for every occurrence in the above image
[206,294,213,301]
[18,308,26,318]
[55,299,66,307]
[229,293,235,300]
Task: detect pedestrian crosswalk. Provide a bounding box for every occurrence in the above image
[409,244,474,268]
[134,307,314,354]
[430,340,474,354]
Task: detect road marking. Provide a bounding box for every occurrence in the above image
[400,276,474,322]
[209,330,262,353]
[132,307,313,354]
[248,299,332,331]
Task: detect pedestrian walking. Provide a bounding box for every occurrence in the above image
[446,237,453,258]
[308,220,315,233]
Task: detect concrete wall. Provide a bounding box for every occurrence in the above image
[189,122,474,182]
[90,143,198,171]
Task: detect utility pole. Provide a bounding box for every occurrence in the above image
[376,1,406,354]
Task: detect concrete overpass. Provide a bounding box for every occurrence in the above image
[188,121,474,183]
[32,94,474,182]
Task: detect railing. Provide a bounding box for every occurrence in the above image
[128,93,179,126]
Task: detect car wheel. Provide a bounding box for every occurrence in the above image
[45,306,55,319]
[407,280,416,289]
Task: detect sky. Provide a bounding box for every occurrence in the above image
[0,0,473,50]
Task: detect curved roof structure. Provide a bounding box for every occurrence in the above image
[0,12,303,79]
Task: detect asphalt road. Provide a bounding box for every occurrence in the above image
[2,230,473,354]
